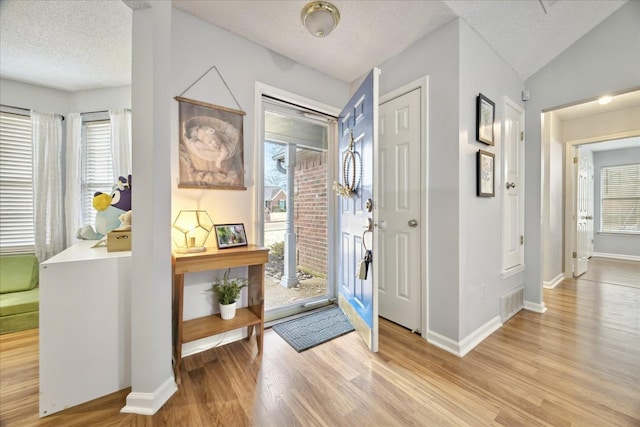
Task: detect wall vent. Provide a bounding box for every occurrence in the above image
[500,286,524,323]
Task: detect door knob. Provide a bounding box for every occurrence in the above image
[408,219,418,227]
[506,182,516,189]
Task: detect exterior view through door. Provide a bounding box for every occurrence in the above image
[261,98,334,320]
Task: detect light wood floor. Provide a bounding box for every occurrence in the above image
[1,258,639,426]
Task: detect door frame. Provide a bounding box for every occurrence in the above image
[254,82,340,320]
[379,76,429,339]
[563,130,640,278]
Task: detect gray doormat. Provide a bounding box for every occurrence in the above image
[271,306,354,352]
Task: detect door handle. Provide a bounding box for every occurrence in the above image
[506,182,516,189]
[408,219,418,227]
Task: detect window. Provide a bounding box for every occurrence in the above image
[600,163,640,233]
[0,112,34,254]
[81,119,113,228]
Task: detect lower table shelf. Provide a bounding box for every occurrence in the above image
[182,308,261,344]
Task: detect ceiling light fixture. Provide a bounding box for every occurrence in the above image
[301,1,340,38]
[598,95,613,105]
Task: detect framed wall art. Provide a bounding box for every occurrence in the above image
[476,93,495,145]
[214,223,248,249]
[477,149,495,197]
[175,96,246,190]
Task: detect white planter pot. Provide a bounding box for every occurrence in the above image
[219,302,237,320]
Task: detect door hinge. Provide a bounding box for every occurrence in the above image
[573,157,578,164]
[520,235,524,245]
[572,251,577,259]
[520,131,524,141]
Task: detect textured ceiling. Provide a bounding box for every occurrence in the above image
[0,0,132,92]
[0,0,628,92]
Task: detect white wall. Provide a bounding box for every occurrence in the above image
[524,0,640,306]
[378,19,461,340]
[542,112,565,282]
[170,9,349,321]
[70,85,131,113]
[0,78,71,113]
[378,18,525,342]
[0,78,130,114]
[593,146,640,258]
[563,106,640,143]
[457,21,524,339]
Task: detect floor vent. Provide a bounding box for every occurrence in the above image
[500,286,524,323]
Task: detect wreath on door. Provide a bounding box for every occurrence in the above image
[333,131,358,198]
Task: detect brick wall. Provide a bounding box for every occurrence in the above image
[294,151,327,277]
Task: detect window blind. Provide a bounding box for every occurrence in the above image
[82,120,114,228]
[600,163,640,233]
[0,112,34,254]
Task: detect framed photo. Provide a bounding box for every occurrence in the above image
[214,224,248,249]
[175,96,246,190]
[476,93,495,145]
[477,149,495,197]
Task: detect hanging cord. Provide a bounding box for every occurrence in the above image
[178,65,243,112]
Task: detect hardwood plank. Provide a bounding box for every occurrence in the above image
[1,257,639,426]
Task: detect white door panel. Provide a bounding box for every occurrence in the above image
[574,147,589,277]
[502,98,525,272]
[378,88,421,331]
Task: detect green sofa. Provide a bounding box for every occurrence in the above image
[0,254,39,334]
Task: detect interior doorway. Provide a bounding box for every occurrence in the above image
[258,92,338,322]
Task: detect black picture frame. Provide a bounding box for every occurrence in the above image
[214,223,248,249]
[476,93,495,145]
[477,149,495,197]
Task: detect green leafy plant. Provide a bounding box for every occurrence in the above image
[208,269,248,305]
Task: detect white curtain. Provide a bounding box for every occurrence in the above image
[65,113,83,248]
[31,110,64,262]
[109,109,132,178]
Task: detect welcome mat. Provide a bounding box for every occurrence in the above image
[272,306,354,352]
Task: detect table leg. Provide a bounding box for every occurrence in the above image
[173,272,185,384]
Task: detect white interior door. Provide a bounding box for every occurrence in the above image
[502,98,524,272]
[573,147,589,277]
[378,88,421,332]
[586,153,595,258]
[337,69,379,352]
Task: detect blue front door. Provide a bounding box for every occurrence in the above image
[337,69,379,351]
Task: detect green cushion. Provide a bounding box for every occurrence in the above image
[0,288,39,317]
[0,255,39,293]
[0,311,39,334]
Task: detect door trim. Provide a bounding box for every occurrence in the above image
[562,129,640,278]
[379,76,429,339]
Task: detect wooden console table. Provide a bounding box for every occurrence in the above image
[172,245,269,382]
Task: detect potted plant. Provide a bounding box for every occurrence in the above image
[208,269,248,320]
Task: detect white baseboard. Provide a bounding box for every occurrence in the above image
[593,252,640,262]
[121,376,177,416]
[524,300,547,313]
[543,273,565,289]
[427,316,502,357]
[181,329,245,358]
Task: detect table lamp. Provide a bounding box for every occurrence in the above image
[172,210,213,253]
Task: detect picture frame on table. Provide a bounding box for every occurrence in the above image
[477,149,495,197]
[476,93,495,145]
[214,223,248,249]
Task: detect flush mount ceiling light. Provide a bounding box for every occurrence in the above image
[598,95,613,105]
[301,1,340,38]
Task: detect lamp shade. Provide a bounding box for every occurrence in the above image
[172,210,213,253]
[301,1,340,38]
